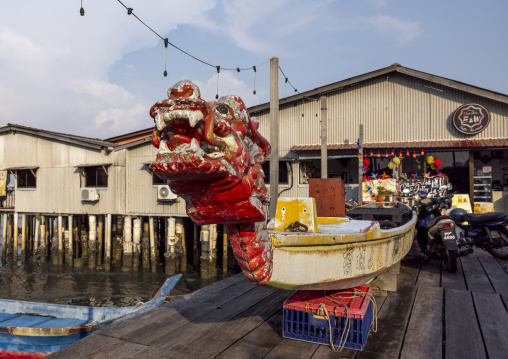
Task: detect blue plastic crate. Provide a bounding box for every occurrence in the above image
[282,287,373,351]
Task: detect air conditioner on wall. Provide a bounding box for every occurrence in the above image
[81,188,99,201]
[157,185,177,201]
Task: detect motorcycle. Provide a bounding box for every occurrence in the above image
[413,184,458,272]
[449,208,508,259]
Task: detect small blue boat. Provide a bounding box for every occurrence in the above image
[0,274,182,358]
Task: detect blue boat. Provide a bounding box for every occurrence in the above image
[0,274,182,358]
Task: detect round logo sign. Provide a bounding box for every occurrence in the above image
[452,103,490,135]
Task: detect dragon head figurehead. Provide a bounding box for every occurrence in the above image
[149,80,271,225]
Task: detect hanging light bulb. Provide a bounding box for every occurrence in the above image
[391,149,395,156]
[421,149,424,156]
[399,149,402,157]
[413,149,417,159]
[406,149,410,157]
[385,149,388,158]
[370,149,373,156]
[377,150,380,158]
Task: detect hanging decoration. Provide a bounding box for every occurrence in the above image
[357,139,367,174]
[388,161,395,169]
[399,149,402,157]
[392,157,401,165]
[391,149,395,156]
[421,149,425,156]
[427,156,434,165]
[406,149,410,156]
[377,150,381,158]
[434,159,442,168]
[363,158,370,168]
[385,149,388,158]
[412,149,417,159]
[370,149,373,156]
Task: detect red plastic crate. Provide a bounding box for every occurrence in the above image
[283,286,373,350]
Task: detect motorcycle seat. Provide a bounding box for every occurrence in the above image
[462,212,507,224]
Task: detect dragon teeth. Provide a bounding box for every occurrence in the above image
[155,113,166,132]
[158,140,170,154]
[190,138,200,150]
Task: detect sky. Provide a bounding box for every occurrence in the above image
[1,0,507,139]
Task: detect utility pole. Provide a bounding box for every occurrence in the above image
[269,57,279,220]
[358,124,364,204]
[321,96,328,178]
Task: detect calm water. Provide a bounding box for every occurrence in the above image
[0,246,237,307]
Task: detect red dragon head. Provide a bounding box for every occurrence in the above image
[149,80,271,225]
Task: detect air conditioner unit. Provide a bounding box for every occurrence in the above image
[81,188,99,201]
[157,185,177,201]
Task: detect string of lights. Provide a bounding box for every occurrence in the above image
[79,1,305,99]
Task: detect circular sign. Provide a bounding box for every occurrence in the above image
[452,103,490,135]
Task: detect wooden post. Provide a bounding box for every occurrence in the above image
[51,218,58,264]
[176,218,186,271]
[149,216,156,272]
[269,57,280,220]
[58,215,63,265]
[113,215,123,265]
[154,217,161,267]
[358,124,364,204]
[72,217,78,259]
[1,214,7,258]
[97,215,104,266]
[222,224,228,272]
[81,216,88,262]
[67,215,73,266]
[132,217,141,271]
[105,214,112,270]
[193,223,199,267]
[122,215,132,270]
[469,151,475,210]
[165,217,177,275]
[40,215,46,262]
[88,215,97,269]
[142,219,150,269]
[13,212,19,262]
[8,214,13,255]
[21,214,26,261]
[321,96,328,179]
[33,215,40,260]
[200,224,210,278]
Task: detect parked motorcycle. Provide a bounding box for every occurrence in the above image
[449,208,508,259]
[413,185,458,272]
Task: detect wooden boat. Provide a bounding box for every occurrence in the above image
[0,274,182,358]
[265,198,416,290]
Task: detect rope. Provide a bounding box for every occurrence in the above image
[284,221,308,232]
[318,288,378,352]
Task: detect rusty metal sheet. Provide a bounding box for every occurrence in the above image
[309,178,346,218]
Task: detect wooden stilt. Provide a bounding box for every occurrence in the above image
[132,217,141,271]
[176,218,187,271]
[113,215,124,265]
[105,214,112,270]
[21,214,26,261]
[142,218,150,269]
[28,215,33,257]
[97,215,104,266]
[34,215,40,260]
[223,224,228,273]
[122,215,132,270]
[88,215,97,269]
[149,217,156,272]
[200,224,211,279]
[52,218,59,264]
[40,215,46,262]
[193,223,199,268]
[154,218,161,267]
[164,217,177,275]
[58,215,63,265]
[81,216,88,263]
[67,215,73,266]
[1,213,7,258]
[13,212,19,262]
[8,214,13,255]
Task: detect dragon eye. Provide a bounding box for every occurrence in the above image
[215,104,230,115]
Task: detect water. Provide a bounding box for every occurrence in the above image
[0,248,238,307]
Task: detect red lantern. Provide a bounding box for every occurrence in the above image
[391,149,395,156]
[421,149,424,156]
[377,150,380,158]
[412,150,416,159]
[363,159,370,167]
[399,149,402,157]
[385,149,388,158]
[434,159,442,167]
[406,149,410,156]
[370,150,373,156]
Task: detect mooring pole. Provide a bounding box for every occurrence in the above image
[321,96,328,178]
[358,124,364,205]
[105,213,112,270]
[269,57,280,220]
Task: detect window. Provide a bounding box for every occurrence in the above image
[299,158,359,184]
[261,161,289,185]
[16,169,37,188]
[82,166,108,187]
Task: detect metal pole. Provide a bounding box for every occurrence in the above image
[358,124,364,204]
[269,57,280,220]
[321,96,328,178]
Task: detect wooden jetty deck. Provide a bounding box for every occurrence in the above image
[48,241,508,359]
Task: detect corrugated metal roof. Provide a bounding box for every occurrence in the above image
[249,63,508,115]
[0,124,118,150]
[76,163,112,167]
[291,138,508,151]
[3,166,39,171]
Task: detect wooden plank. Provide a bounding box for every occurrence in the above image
[216,309,286,359]
[400,286,443,359]
[133,285,277,357]
[460,253,494,294]
[441,254,467,290]
[472,292,508,359]
[356,267,418,359]
[264,338,319,359]
[172,289,291,358]
[445,288,486,359]
[474,249,508,302]
[416,257,441,288]
[98,277,258,344]
[46,335,129,358]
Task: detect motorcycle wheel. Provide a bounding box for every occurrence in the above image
[443,249,457,273]
[487,228,508,260]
